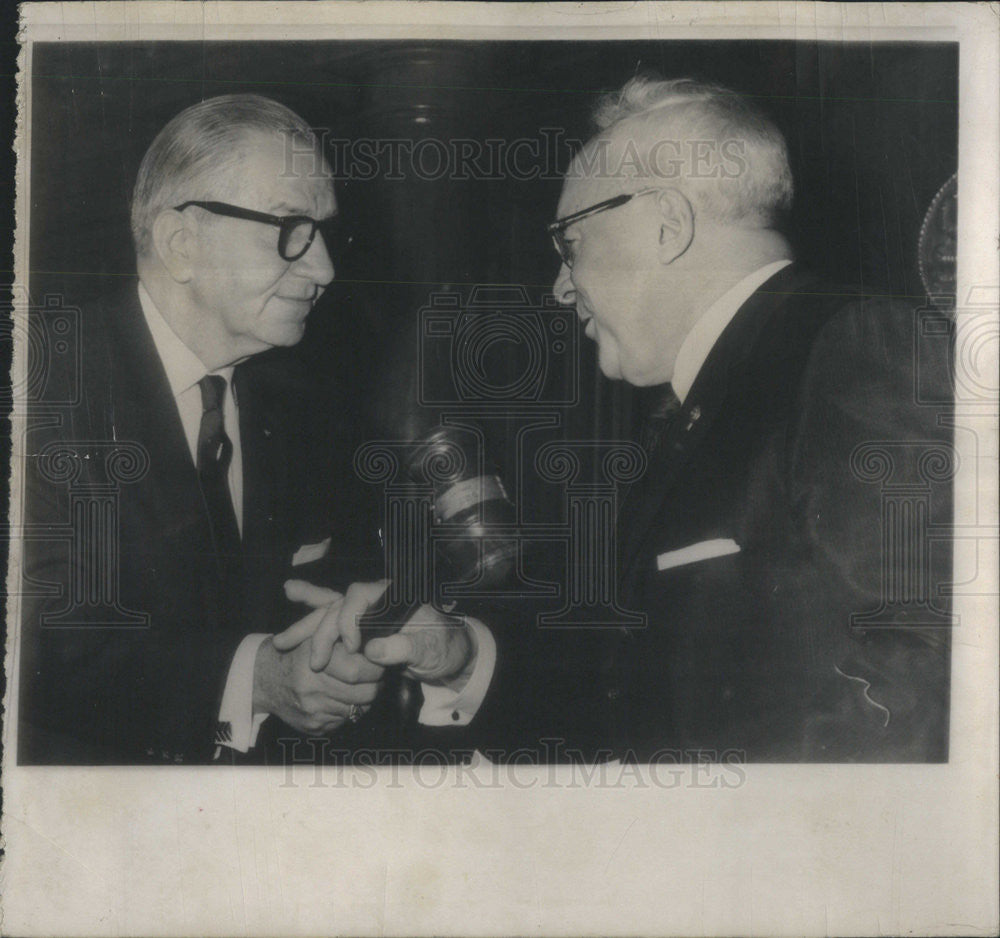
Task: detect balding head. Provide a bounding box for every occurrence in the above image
[551,75,794,387]
[132,94,337,371]
[131,94,333,257]
[562,76,793,228]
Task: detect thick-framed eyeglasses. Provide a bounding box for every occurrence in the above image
[547,187,660,268]
[173,200,351,262]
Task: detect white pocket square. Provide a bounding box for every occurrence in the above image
[657,538,741,571]
[292,537,331,567]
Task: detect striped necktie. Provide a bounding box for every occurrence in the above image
[196,374,241,556]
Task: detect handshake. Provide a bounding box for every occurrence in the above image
[252,579,480,736]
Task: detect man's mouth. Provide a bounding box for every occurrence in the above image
[277,293,317,308]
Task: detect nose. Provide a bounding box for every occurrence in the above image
[553,261,576,306]
[295,231,335,287]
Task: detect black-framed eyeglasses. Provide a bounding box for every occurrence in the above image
[173,200,352,262]
[547,187,660,268]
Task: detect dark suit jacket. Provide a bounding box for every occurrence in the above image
[609,265,954,761]
[482,265,953,763]
[18,283,379,764]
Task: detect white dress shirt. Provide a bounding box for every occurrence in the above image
[137,283,243,527]
[671,259,793,404]
[136,283,494,753]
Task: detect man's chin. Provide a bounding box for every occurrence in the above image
[263,320,308,349]
[596,350,624,381]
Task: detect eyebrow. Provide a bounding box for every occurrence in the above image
[270,201,312,216]
[269,199,338,221]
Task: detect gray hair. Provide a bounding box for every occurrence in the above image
[591,75,793,226]
[130,94,330,255]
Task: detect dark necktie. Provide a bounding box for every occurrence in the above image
[617,385,682,533]
[196,374,241,557]
[640,385,682,456]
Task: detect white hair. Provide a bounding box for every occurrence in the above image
[591,75,794,226]
[130,94,330,255]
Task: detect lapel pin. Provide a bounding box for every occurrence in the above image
[685,405,702,431]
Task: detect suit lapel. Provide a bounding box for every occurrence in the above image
[104,285,207,547]
[108,284,265,595]
[618,264,809,582]
[618,385,720,583]
[233,358,299,635]
[234,363,283,561]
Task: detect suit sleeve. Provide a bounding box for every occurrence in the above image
[16,349,248,764]
[651,297,953,762]
[783,298,953,760]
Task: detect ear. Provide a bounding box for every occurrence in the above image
[150,209,196,283]
[654,188,694,264]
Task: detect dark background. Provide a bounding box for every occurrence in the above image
[26,39,958,519]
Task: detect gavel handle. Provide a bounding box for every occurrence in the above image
[357,601,423,734]
[356,600,466,736]
[356,600,420,648]
[357,599,465,648]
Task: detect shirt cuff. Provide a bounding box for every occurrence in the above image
[418,617,496,727]
[217,633,270,752]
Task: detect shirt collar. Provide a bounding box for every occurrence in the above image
[670,258,793,404]
[137,281,235,398]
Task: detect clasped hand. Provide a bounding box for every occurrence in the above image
[253,579,477,737]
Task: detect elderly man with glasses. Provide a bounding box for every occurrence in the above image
[19,94,493,765]
[535,76,953,762]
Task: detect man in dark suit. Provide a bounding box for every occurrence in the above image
[18,94,493,765]
[540,76,952,762]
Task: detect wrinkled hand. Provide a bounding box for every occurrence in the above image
[252,581,384,736]
[297,579,478,689]
[367,603,476,689]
